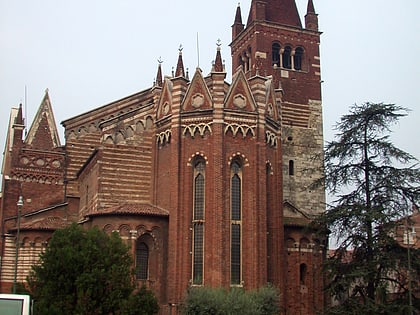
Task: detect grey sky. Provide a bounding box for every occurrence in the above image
[1,0,419,175]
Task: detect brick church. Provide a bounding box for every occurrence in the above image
[0,0,326,313]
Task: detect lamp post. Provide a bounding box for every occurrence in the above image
[13,195,23,294]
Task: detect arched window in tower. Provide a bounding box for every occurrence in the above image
[294,47,304,70]
[192,160,205,285]
[289,160,294,176]
[136,242,149,280]
[231,161,242,285]
[282,46,292,69]
[272,43,281,67]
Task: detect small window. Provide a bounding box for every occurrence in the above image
[294,47,304,70]
[272,43,281,67]
[300,263,307,285]
[282,46,292,69]
[136,242,149,280]
[289,160,294,176]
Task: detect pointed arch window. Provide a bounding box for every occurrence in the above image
[294,47,304,71]
[231,161,242,285]
[283,46,292,69]
[272,43,281,67]
[192,160,205,285]
[136,242,149,280]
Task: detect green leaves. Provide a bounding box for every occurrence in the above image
[182,285,280,315]
[27,224,158,315]
[318,102,420,314]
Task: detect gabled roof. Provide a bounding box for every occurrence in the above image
[25,89,61,149]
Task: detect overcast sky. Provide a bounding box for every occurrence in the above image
[1,0,419,174]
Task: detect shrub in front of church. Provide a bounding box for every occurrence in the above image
[182,285,280,315]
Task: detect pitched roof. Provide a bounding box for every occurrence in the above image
[247,0,302,28]
[19,216,72,231]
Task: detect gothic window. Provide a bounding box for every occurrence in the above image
[289,160,294,176]
[136,242,149,280]
[283,46,292,69]
[272,43,281,67]
[294,47,304,71]
[231,161,242,285]
[192,160,205,285]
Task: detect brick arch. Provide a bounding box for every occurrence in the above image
[126,125,135,138]
[266,160,274,175]
[67,130,77,140]
[118,224,131,237]
[78,126,87,136]
[136,121,145,133]
[115,131,125,144]
[137,232,156,250]
[145,116,154,130]
[286,237,296,248]
[103,224,114,234]
[187,152,209,166]
[300,237,310,249]
[104,135,114,144]
[22,236,31,246]
[88,123,97,132]
[228,152,249,167]
[34,237,43,245]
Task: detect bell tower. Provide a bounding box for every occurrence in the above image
[231,0,320,104]
[231,1,326,314]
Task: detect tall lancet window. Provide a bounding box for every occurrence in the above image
[192,160,205,285]
[230,161,242,285]
[136,242,149,280]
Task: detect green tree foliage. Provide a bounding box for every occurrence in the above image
[27,223,159,315]
[182,285,280,315]
[316,103,420,314]
[120,285,160,315]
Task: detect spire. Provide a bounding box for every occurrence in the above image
[175,45,186,78]
[305,0,318,31]
[307,0,315,13]
[11,103,25,148]
[235,3,242,24]
[212,40,225,73]
[14,103,24,126]
[232,3,244,39]
[155,58,163,87]
[25,89,61,149]
[247,0,302,28]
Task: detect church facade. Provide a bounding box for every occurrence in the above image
[0,1,326,314]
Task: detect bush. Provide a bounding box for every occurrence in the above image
[121,286,160,315]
